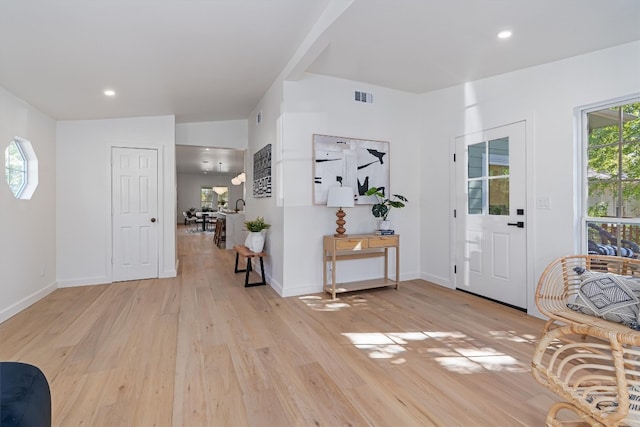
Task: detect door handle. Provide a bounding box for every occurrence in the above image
[150,217,157,223]
[507,221,524,228]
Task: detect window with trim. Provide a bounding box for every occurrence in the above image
[4,137,38,199]
[583,98,640,258]
[467,137,510,215]
[201,187,214,210]
[200,186,228,210]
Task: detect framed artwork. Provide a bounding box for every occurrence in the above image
[313,134,390,205]
[253,144,271,198]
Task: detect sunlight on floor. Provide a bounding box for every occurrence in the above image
[342,330,530,374]
[489,330,538,344]
[299,294,369,311]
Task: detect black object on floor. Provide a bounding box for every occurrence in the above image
[0,362,51,427]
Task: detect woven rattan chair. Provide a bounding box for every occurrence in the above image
[533,255,640,426]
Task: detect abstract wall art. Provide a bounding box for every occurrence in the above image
[313,134,389,205]
[253,144,271,198]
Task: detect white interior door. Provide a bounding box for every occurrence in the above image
[454,122,527,309]
[112,147,159,281]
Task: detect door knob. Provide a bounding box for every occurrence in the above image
[150,217,157,223]
[507,221,524,228]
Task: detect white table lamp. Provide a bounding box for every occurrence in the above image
[326,186,355,237]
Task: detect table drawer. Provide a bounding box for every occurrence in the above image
[335,238,368,251]
[368,235,399,248]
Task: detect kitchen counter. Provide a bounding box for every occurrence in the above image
[217,212,246,249]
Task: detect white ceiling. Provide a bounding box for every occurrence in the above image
[308,0,640,94]
[1,1,639,173]
[1,0,638,125]
[0,0,330,123]
[176,145,245,175]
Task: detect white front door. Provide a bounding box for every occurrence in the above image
[454,121,527,309]
[112,147,159,282]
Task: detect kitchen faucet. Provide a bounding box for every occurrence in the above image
[235,198,245,212]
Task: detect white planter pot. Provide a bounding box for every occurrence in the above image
[245,230,266,253]
[378,220,392,231]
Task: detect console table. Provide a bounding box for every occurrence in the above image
[323,234,400,299]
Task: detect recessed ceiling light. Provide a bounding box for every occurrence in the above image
[497,30,512,39]
[104,89,116,97]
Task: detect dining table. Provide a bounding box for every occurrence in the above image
[196,211,216,231]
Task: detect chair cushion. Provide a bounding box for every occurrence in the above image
[568,268,640,330]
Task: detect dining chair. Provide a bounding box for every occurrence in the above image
[206,215,216,231]
[214,219,226,247]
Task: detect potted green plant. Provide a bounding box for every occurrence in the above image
[365,187,408,230]
[244,216,271,252]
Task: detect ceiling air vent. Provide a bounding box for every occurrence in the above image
[354,91,373,104]
[256,110,262,124]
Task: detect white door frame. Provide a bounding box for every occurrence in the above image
[450,118,537,314]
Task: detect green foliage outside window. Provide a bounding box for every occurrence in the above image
[587,102,640,218]
[5,140,27,198]
[201,187,214,210]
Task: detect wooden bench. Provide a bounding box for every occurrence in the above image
[233,245,266,287]
[532,255,640,426]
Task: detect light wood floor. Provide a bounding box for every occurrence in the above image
[0,226,564,426]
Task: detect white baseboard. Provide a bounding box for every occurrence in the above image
[267,274,284,296]
[399,271,421,282]
[57,276,109,288]
[281,283,323,298]
[420,272,453,289]
[159,268,177,279]
[0,281,57,324]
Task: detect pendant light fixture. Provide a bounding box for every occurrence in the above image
[231,150,245,185]
[212,162,227,194]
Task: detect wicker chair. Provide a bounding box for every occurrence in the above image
[533,255,640,426]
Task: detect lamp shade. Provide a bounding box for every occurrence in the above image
[213,186,227,195]
[326,186,354,208]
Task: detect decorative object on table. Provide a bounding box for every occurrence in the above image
[253,144,271,198]
[365,186,408,231]
[244,216,271,252]
[375,229,395,235]
[313,134,389,205]
[326,186,355,237]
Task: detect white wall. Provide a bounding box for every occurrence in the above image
[0,86,57,323]
[419,41,640,317]
[247,79,285,292]
[271,73,422,296]
[176,119,248,149]
[177,172,245,221]
[56,115,177,287]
